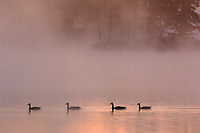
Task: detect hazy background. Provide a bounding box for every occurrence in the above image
[1,47,200,108]
[1,0,200,108]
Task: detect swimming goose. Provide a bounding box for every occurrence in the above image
[66,103,81,110]
[110,102,126,110]
[137,103,151,111]
[27,103,41,110]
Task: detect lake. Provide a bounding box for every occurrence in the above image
[1,105,200,133]
[1,48,200,133]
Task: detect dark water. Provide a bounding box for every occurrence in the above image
[1,105,200,133]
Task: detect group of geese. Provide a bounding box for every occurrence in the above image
[110,102,151,111]
[28,102,152,111]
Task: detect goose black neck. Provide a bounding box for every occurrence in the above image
[111,103,114,110]
[138,103,141,109]
[28,104,31,110]
[66,103,69,110]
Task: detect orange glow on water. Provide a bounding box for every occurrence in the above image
[1,107,200,133]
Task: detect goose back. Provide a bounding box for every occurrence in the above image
[110,102,126,110]
[27,103,41,110]
[66,103,81,110]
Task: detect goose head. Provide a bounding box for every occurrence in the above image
[65,103,70,110]
[137,103,140,105]
[27,103,31,106]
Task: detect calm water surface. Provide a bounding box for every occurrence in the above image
[1,48,200,133]
[1,105,200,133]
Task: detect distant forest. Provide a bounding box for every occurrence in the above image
[2,0,200,49]
[56,0,200,49]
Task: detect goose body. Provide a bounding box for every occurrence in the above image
[27,103,41,110]
[110,102,126,110]
[66,103,81,110]
[137,103,151,110]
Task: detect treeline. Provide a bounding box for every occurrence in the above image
[56,0,200,49]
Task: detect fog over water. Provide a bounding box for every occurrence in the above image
[1,46,200,108]
[1,0,200,109]
[2,1,200,133]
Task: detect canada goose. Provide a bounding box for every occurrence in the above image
[65,103,81,110]
[137,103,151,111]
[27,103,41,110]
[110,102,126,110]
